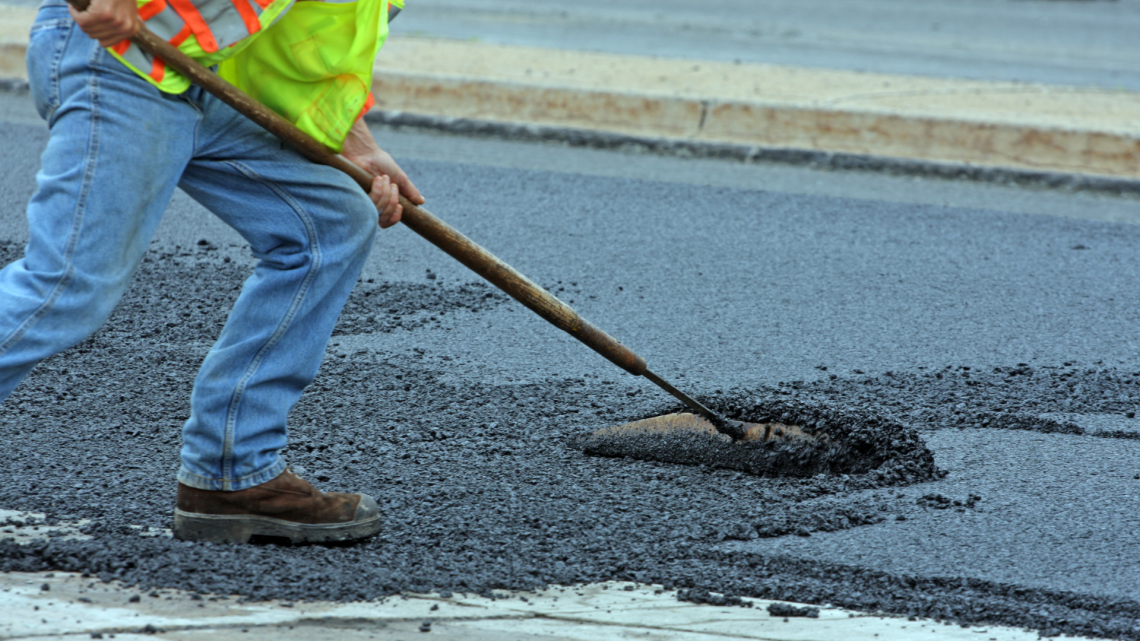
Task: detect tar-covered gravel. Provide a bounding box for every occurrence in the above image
[571,399,942,481]
[1,108,1140,640]
[1,237,1139,639]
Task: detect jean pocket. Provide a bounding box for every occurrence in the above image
[26,10,73,122]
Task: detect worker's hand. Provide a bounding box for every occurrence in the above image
[69,0,142,47]
[341,119,425,229]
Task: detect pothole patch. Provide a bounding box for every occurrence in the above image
[573,397,942,486]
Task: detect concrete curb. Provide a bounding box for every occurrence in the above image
[0,6,32,81]
[372,38,1140,183]
[366,110,1140,197]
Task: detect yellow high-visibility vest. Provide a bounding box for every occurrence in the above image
[110,0,402,151]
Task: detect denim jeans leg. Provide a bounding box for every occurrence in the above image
[0,3,195,400]
[174,95,378,491]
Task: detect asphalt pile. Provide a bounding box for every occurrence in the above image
[1,241,1139,640]
[572,399,941,481]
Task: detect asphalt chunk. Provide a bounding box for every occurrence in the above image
[767,602,820,618]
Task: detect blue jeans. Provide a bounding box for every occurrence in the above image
[0,1,378,491]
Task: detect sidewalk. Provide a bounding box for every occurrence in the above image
[1,6,1138,181]
[0,5,29,84]
[0,571,1107,641]
[373,37,1140,181]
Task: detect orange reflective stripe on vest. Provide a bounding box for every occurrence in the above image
[230,0,263,36]
[109,0,396,149]
[149,25,193,83]
[112,0,279,88]
[138,0,167,21]
[111,0,183,78]
[166,0,267,53]
[166,0,218,52]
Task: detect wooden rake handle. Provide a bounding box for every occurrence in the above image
[67,0,648,376]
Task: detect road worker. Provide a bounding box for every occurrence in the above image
[0,0,422,543]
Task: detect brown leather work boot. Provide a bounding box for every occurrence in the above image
[173,468,381,544]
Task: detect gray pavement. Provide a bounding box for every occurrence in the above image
[727,428,1140,601]
[387,0,1140,91]
[2,89,1140,638]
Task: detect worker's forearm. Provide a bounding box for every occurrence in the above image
[342,119,383,159]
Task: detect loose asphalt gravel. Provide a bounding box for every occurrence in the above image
[1,96,1139,639]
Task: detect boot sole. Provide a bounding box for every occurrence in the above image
[173,509,382,544]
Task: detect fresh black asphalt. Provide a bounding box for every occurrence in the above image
[1,105,1139,639]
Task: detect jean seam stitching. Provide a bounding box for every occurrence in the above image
[0,54,99,357]
[179,92,203,155]
[28,20,72,119]
[217,160,322,490]
[179,457,285,491]
[29,18,70,34]
[46,25,68,122]
[37,20,70,125]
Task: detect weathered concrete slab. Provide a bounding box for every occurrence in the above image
[0,571,1103,641]
[0,5,33,81]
